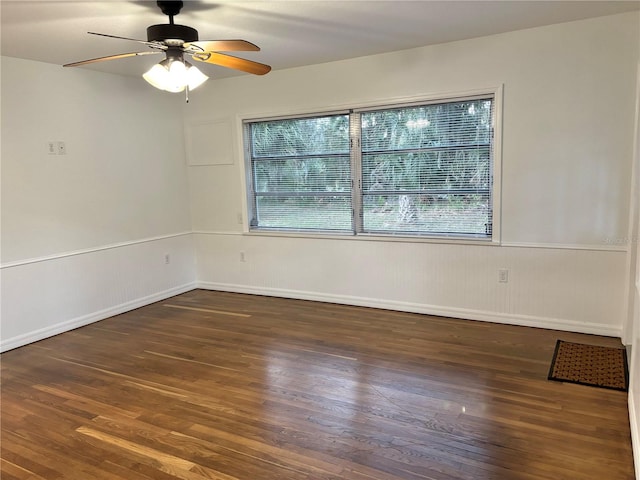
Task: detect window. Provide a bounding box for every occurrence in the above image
[244,93,496,240]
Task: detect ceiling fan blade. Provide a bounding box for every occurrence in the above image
[185,40,260,52]
[88,32,164,48]
[192,52,271,75]
[64,51,162,68]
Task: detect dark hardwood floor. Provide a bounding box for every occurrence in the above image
[1,290,634,479]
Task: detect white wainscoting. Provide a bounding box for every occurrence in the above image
[629,281,640,480]
[195,232,627,337]
[0,233,197,352]
[632,323,640,480]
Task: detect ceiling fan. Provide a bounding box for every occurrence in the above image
[64,0,271,96]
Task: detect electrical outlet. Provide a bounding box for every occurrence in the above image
[498,269,509,283]
[57,141,66,155]
[240,251,246,262]
[237,213,243,224]
[48,142,57,155]
[164,253,170,264]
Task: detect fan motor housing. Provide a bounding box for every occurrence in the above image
[147,24,198,43]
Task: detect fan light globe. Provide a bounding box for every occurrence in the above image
[185,63,208,89]
[142,63,170,90]
[143,59,208,92]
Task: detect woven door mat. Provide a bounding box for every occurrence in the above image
[548,340,628,392]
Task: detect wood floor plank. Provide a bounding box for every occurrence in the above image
[1,290,634,479]
[162,304,252,318]
[76,426,196,471]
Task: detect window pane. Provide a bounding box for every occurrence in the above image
[251,115,349,158]
[360,97,493,237]
[255,195,352,231]
[248,113,353,232]
[362,193,491,236]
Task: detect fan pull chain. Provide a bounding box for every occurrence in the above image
[185,85,189,103]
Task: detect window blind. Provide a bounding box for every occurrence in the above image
[359,98,493,236]
[248,114,353,231]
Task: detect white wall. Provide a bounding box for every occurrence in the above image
[0,57,196,351]
[184,12,639,336]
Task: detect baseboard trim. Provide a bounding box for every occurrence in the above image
[197,281,621,337]
[0,282,197,353]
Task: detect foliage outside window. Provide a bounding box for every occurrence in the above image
[245,94,495,239]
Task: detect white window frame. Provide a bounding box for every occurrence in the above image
[239,86,502,245]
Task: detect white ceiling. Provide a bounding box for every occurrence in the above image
[2,1,639,79]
